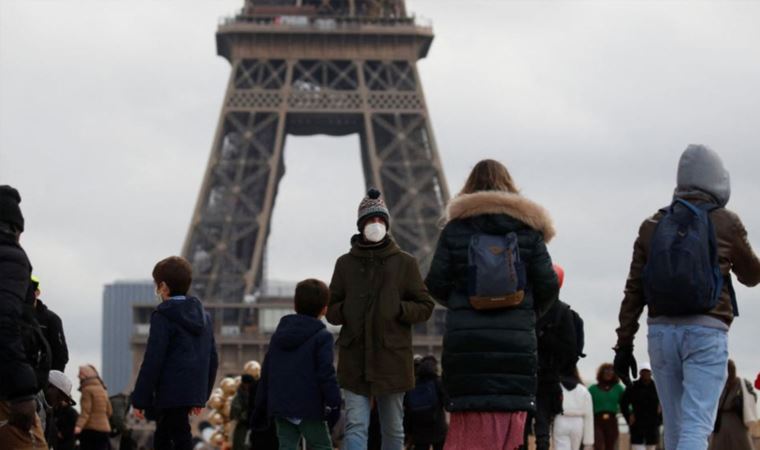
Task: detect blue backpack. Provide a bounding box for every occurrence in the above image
[467,232,527,310]
[643,199,736,316]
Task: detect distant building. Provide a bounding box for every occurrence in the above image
[102,280,155,395]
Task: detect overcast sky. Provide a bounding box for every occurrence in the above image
[2,0,760,390]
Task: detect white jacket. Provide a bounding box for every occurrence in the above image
[560,383,594,445]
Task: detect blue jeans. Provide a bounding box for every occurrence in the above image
[647,324,728,450]
[343,389,404,450]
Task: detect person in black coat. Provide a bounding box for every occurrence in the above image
[524,265,579,450]
[132,256,219,450]
[404,355,448,450]
[425,160,559,450]
[252,279,341,450]
[620,364,661,449]
[30,276,69,372]
[0,185,49,447]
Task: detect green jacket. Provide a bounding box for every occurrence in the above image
[327,236,435,396]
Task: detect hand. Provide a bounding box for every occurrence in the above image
[8,398,36,432]
[613,345,637,387]
[74,426,82,435]
[133,409,145,420]
[190,407,202,416]
[629,413,636,426]
[326,405,341,430]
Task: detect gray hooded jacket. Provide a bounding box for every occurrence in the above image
[616,144,760,346]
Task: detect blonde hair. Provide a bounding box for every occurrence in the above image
[79,364,107,389]
[460,159,519,195]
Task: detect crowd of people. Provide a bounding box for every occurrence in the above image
[2,144,760,450]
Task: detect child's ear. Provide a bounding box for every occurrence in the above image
[320,305,328,316]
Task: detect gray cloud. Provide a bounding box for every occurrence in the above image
[1,0,759,384]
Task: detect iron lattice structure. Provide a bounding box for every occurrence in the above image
[182,0,450,303]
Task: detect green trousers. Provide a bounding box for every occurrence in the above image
[275,418,333,450]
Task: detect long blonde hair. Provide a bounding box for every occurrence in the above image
[460,159,519,195]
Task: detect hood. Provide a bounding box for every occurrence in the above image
[349,235,402,259]
[270,314,326,350]
[675,144,730,207]
[157,296,206,335]
[34,299,48,314]
[446,191,556,243]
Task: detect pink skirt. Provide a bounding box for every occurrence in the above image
[444,411,528,450]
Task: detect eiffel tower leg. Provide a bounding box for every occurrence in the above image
[183,59,292,301]
[358,60,449,273]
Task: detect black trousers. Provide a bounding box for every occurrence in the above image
[630,423,660,445]
[412,442,444,450]
[79,430,111,450]
[154,407,193,450]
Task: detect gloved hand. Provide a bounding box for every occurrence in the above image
[755,372,760,390]
[613,344,637,387]
[326,405,341,430]
[8,398,37,432]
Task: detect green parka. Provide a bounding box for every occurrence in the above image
[327,236,435,396]
[425,191,559,412]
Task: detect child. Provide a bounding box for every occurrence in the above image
[254,279,341,450]
[132,256,219,450]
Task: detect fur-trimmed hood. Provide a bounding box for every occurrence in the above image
[446,191,556,243]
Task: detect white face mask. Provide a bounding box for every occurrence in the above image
[363,222,387,243]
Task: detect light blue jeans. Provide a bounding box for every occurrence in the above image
[647,324,728,450]
[342,389,404,450]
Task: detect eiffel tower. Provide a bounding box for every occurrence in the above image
[181,0,450,303]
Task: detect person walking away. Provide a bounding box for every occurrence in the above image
[404,355,448,450]
[552,366,593,450]
[230,374,254,450]
[620,362,661,450]
[523,264,583,450]
[327,188,435,450]
[709,359,757,450]
[131,256,219,450]
[245,361,279,450]
[614,144,760,450]
[253,279,341,450]
[30,276,69,372]
[0,185,50,450]
[589,364,623,450]
[75,365,112,450]
[44,370,78,450]
[425,159,560,450]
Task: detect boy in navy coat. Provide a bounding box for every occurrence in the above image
[253,279,341,450]
[132,256,218,450]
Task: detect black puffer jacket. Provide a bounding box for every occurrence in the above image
[0,231,38,401]
[425,191,559,412]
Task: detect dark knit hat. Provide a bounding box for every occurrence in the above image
[357,188,390,230]
[0,185,24,233]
